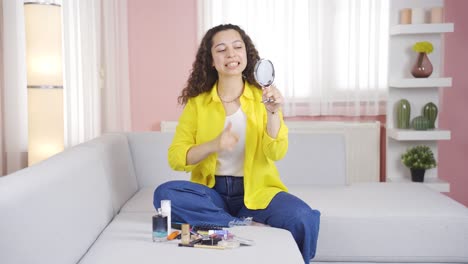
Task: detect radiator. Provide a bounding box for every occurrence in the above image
[285,121,381,184]
[160,121,381,184]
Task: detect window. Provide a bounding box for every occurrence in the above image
[198,0,389,116]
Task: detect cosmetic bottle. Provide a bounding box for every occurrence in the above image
[181,223,190,245]
[152,208,167,242]
[161,200,171,236]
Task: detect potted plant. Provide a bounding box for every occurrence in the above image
[411,41,434,78]
[401,145,437,182]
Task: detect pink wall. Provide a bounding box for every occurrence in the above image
[439,0,468,206]
[128,0,197,131]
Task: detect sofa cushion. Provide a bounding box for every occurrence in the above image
[0,145,114,264]
[289,182,468,263]
[127,132,189,188]
[78,212,304,264]
[276,133,346,185]
[127,132,347,188]
[83,133,138,213]
[120,186,154,213]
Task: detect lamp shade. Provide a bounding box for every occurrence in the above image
[24,2,64,166]
[25,3,63,87]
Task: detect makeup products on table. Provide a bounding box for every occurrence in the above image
[178,243,225,250]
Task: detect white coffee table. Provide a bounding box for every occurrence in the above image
[79,212,304,264]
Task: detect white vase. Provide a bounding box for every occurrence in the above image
[412,8,425,24]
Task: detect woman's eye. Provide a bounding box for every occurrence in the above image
[217,49,225,53]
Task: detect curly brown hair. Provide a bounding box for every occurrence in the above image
[178,24,261,105]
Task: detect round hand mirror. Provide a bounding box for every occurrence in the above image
[254,59,275,103]
[254,59,275,87]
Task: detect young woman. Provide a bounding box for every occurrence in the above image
[154,24,320,263]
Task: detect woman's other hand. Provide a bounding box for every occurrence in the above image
[217,122,239,152]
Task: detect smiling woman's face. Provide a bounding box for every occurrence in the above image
[211,29,247,78]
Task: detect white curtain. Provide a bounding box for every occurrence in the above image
[62,0,102,147]
[62,0,131,148]
[198,0,389,116]
[101,0,132,133]
[1,0,28,174]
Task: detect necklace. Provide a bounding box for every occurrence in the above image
[218,89,243,104]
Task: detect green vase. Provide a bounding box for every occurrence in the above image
[423,102,438,129]
[396,99,411,129]
[412,116,430,130]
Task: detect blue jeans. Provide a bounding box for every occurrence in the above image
[154,177,320,263]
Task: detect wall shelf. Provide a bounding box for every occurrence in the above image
[388,129,451,141]
[388,176,450,192]
[390,23,454,35]
[389,77,452,88]
[386,1,454,192]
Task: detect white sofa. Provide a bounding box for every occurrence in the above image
[1,131,467,264]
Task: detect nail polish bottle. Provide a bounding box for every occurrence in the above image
[152,208,167,242]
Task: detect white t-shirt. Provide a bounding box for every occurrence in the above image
[215,107,246,177]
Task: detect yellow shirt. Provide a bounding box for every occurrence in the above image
[168,81,289,210]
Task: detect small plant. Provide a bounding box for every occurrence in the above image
[412,41,433,54]
[401,145,437,170]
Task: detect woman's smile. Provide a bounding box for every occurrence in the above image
[226,61,240,69]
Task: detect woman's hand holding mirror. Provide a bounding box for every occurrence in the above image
[254,59,276,103]
[262,85,283,114]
